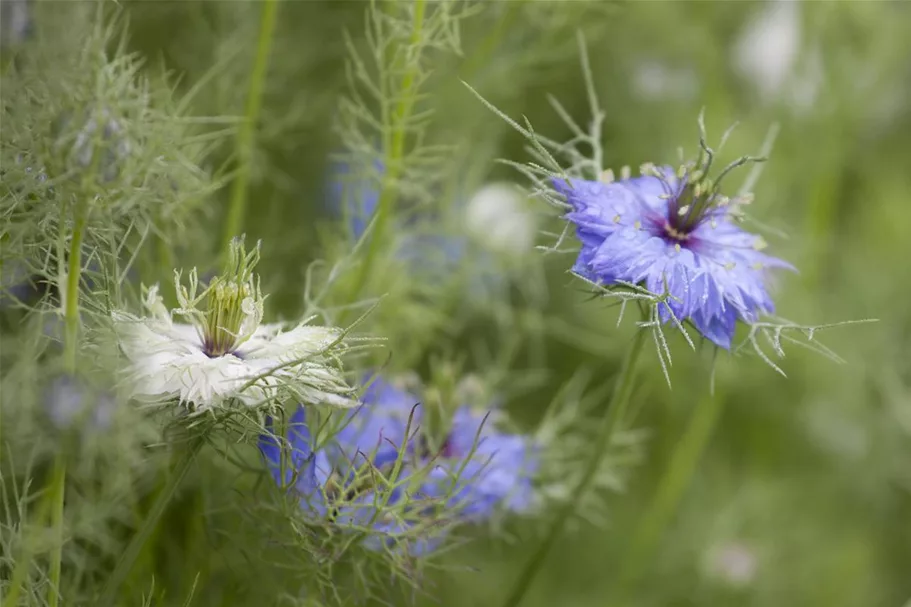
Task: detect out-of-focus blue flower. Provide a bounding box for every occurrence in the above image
[259,402,439,555]
[260,407,327,516]
[430,405,539,520]
[553,163,794,349]
[0,261,44,307]
[332,376,422,467]
[259,375,539,553]
[343,375,539,520]
[325,157,382,240]
[0,0,33,48]
[44,375,115,431]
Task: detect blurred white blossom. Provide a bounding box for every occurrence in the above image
[734,0,805,103]
[465,182,538,257]
[703,540,758,588]
[632,60,699,102]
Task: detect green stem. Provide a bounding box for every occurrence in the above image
[221,0,279,257]
[63,200,88,371]
[343,0,426,320]
[46,455,67,607]
[3,489,53,606]
[500,327,648,607]
[97,437,204,607]
[47,197,89,606]
[614,389,726,601]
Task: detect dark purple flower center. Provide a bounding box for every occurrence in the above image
[640,151,758,245]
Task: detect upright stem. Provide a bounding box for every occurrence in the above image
[614,389,726,602]
[46,455,68,607]
[221,0,279,257]
[97,437,205,607]
[3,489,53,606]
[63,200,88,371]
[47,197,89,606]
[500,327,648,607]
[343,0,426,319]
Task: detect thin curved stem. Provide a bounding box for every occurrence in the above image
[222,0,279,257]
[500,327,648,607]
[97,437,204,607]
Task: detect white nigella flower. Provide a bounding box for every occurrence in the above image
[113,238,354,412]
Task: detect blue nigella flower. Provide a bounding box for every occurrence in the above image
[553,161,794,349]
[260,401,441,555]
[338,375,539,519]
[259,375,539,553]
[429,405,539,520]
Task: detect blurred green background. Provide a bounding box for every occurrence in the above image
[5,1,911,606]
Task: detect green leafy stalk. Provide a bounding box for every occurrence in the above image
[222,0,279,257]
[344,0,426,314]
[97,437,205,607]
[500,326,648,607]
[63,198,88,370]
[614,388,726,600]
[48,194,90,606]
[3,489,53,605]
[46,455,68,607]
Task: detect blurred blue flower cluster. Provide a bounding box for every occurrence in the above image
[259,375,539,553]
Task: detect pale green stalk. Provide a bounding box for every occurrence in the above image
[343,0,426,318]
[613,388,726,601]
[222,0,279,257]
[500,327,648,607]
[47,195,89,606]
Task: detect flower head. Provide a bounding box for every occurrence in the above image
[260,403,442,555]
[113,238,354,412]
[429,404,539,520]
[258,374,539,554]
[554,150,794,349]
[338,374,539,520]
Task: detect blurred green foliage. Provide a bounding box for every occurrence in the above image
[2,1,910,606]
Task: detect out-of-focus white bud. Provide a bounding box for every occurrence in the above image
[703,540,758,588]
[734,0,802,102]
[465,182,537,257]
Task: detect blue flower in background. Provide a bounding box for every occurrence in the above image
[45,374,115,431]
[260,402,443,555]
[430,405,539,520]
[326,157,382,240]
[259,407,328,517]
[340,375,539,519]
[259,375,539,553]
[331,375,422,468]
[554,164,794,349]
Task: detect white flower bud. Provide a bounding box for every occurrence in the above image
[465,182,538,257]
